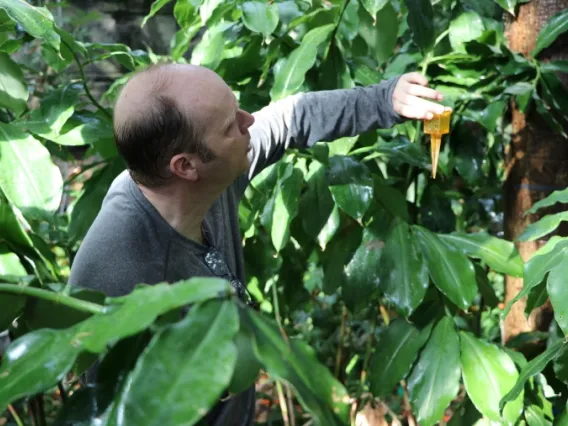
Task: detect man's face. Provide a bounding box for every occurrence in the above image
[180,71,255,185]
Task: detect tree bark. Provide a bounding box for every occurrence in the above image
[503,0,568,344]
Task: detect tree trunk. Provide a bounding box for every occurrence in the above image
[503,0,568,345]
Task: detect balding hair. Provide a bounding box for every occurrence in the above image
[113,64,214,187]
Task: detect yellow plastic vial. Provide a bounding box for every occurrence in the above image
[423,110,451,179]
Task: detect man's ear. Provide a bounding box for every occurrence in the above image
[169,153,200,181]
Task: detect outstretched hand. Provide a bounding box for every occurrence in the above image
[392,72,451,120]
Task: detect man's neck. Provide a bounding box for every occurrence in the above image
[138,181,222,244]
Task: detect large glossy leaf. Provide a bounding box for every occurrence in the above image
[500,339,566,410]
[271,166,303,252]
[0,123,63,217]
[68,158,125,242]
[327,156,374,220]
[0,327,81,411]
[0,278,231,409]
[0,198,33,249]
[241,1,279,37]
[108,300,238,426]
[0,0,60,51]
[403,0,435,53]
[449,12,485,52]
[343,222,385,312]
[502,237,568,320]
[322,224,362,293]
[270,24,334,100]
[519,211,568,242]
[358,2,398,64]
[546,254,568,334]
[300,161,334,239]
[379,218,429,316]
[360,0,388,16]
[526,187,568,215]
[440,232,523,277]
[228,327,261,395]
[540,60,568,74]
[240,306,350,425]
[414,226,478,310]
[407,317,461,426]
[72,278,232,354]
[0,53,27,116]
[459,332,523,424]
[200,0,225,24]
[532,8,568,56]
[369,318,431,397]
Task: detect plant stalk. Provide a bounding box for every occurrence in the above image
[8,405,24,426]
[276,380,291,426]
[271,280,288,342]
[0,284,104,315]
[285,383,296,426]
[334,304,348,378]
[60,39,112,119]
[359,319,376,392]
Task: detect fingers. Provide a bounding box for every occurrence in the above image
[402,72,429,86]
[393,97,447,120]
[407,83,443,101]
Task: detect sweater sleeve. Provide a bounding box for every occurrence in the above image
[243,76,404,183]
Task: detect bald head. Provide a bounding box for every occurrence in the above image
[113,64,227,186]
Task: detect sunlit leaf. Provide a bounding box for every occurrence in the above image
[408,317,461,426]
[519,211,568,242]
[546,255,568,335]
[0,53,27,116]
[532,8,568,56]
[449,12,485,52]
[141,0,173,27]
[525,187,568,215]
[241,1,279,37]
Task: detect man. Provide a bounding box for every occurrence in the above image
[68,64,448,425]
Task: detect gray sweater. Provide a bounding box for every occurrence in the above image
[68,77,402,426]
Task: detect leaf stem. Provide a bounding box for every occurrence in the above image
[276,381,291,426]
[0,284,104,315]
[359,319,375,392]
[8,405,24,426]
[60,38,112,119]
[334,304,348,378]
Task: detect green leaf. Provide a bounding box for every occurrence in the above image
[270,24,334,100]
[379,218,429,316]
[360,0,388,16]
[540,60,568,74]
[500,339,566,410]
[241,1,279,37]
[0,246,28,330]
[200,0,225,24]
[519,211,568,242]
[525,405,552,426]
[414,226,478,310]
[271,166,303,252]
[532,8,568,56]
[358,2,399,64]
[407,317,461,426]
[459,332,523,423]
[190,22,228,70]
[322,223,362,293]
[547,255,568,335]
[403,0,435,53]
[502,238,568,320]
[49,113,114,147]
[504,81,534,95]
[0,327,82,412]
[0,0,60,51]
[228,327,261,394]
[0,123,63,218]
[109,300,238,426]
[68,158,125,242]
[493,0,518,15]
[533,92,568,139]
[300,161,334,240]
[327,156,374,220]
[0,53,27,116]
[343,223,385,312]
[369,318,431,397]
[141,0,173,27]
[526,187,568,215]
[241,306,350,425]
[449,12,485,52]
[439,232,523,277]
[72,278,232,354]
[319,44,355,90]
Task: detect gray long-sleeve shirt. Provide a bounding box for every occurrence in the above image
[68,77,402,426]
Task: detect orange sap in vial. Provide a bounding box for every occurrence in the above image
[423,110,451,179]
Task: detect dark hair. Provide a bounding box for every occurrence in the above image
[113,72,215,187]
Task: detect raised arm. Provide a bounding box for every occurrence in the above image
[245,77,401,181]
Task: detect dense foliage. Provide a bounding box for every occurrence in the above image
[0,0,568,424]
